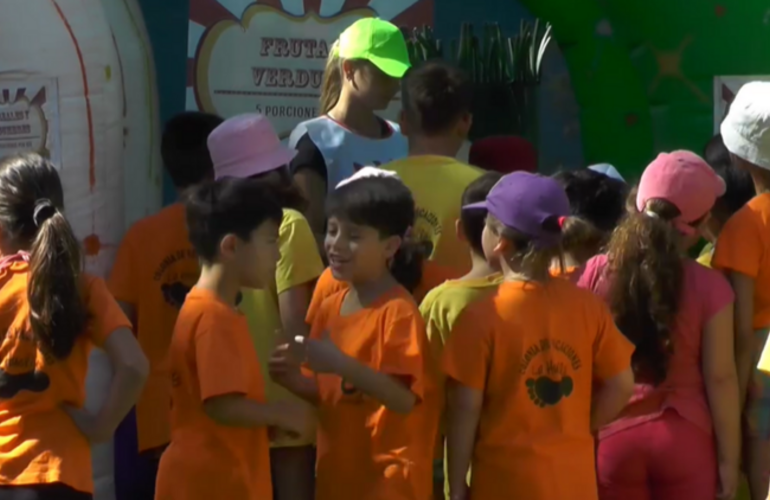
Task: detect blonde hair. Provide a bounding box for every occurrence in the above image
[319,40,342,115]
[487,214,564,282]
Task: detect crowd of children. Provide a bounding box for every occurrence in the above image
[1,15,770,500]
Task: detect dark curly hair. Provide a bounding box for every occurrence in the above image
[605,193,685,385]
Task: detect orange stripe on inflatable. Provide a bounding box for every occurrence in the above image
[51,0,97,190]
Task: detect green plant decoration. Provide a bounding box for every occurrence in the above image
[404,20,552,143]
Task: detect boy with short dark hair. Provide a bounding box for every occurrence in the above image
[156,178,314,500]
[418,171,503,497]
[383,60,483,275]
[109,111,223,500]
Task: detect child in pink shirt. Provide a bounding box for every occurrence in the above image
[578,151,740,500]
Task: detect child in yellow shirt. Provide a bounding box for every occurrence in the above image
[418,171,503,497]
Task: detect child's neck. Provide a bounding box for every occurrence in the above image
[328,95,381,138]
[499,258,546,283]
[408,135,461,159]
[196,264,241,307]
[349,272,398,307]
[461,253,498,280]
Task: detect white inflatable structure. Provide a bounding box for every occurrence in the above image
[102,0,163,227]
[1,1,162,499]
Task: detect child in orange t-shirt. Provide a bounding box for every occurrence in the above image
[270,174,440,500]
[0,153,148,500]
[442,172,635,500]
[155,179,315,500]
[109,111,223,500]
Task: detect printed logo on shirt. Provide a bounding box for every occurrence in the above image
[0,328,51,398]
[519,338,582,408]
[154,248,199,309]
[412,207,442,258]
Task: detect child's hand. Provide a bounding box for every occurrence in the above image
[272,401,317,441]
[295,331,345,374]
[269,341,302,380]
[62,405,111,443]
[716,460,738,500]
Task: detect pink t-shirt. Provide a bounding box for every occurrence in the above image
[578,254,734,438]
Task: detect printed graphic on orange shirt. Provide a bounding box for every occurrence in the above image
[0,328,51,398]
[519,338,582,408]
[154,248,199,309]
[413,207,442,258]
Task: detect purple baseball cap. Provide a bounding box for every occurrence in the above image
[463,171,570,248]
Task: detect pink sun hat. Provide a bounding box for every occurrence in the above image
[208,113,297,180]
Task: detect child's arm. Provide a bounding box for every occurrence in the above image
[269,343,321,405]
[591,303,636,431]
[445,379,481,500]
[66,327,149,443]
[591,368,634,431]
[298,332,417,413]
[728,271,755,406]
[702,303,740,494]
[204,394,314,439]
[334,353,417,414]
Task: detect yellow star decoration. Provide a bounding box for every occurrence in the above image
[648,35,708,103]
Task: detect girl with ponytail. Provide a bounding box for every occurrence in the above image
[0,153,147,500]
[578,151,740,500]
[288,18,410,249]
[270,172,439,500]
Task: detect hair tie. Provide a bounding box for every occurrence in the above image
[32,199,56,227]
[557,216,567,229]
[644,210,661,219]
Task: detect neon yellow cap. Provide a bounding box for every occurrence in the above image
[337,18,411,78]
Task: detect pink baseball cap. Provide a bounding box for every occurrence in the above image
[208,114,297,180]
[636,150,726,235]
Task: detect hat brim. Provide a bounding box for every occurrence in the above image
[367,53,411,79]
[462,201,489,211]
[214,146,297,181]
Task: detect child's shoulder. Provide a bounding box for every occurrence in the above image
[420,275,502,312]
[123,203,186,242]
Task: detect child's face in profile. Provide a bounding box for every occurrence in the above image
[344,60,400,111]
[325,216,399,284]
[231,219,280,289]
[480,220,503,265]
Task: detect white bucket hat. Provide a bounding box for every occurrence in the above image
[721,81,770,170]
[588,163,626,182]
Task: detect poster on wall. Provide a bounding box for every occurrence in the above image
[0,79,61,165]
[186,0,433,138]
[714,76,770,133]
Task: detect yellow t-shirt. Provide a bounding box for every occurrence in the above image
[382,155,483,275]
[418,273,503,496]
[239,208,324,447]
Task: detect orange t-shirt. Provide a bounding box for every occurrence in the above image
[109,202,199,451]
[442,279,634,500]
[0,262,130,493]
[713,193,770,329]
[309,286,440,500]
[307,262,459,325]
[155,287,271,500]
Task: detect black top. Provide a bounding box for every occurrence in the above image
[288,118,394,184]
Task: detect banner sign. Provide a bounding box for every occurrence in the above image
[0,78,61,165]
[187,0,433,138]
[714,75,770,133]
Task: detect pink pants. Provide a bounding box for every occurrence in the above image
[597,410,717,500]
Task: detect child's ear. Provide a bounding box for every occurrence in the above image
[455,219,466,243]
[456,112,473,139]
[219,233,238,260]
[493,237,509,256]
[384,234,402,260]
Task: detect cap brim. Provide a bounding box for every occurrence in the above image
[368,54,411,78]
[462,201,488,211]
